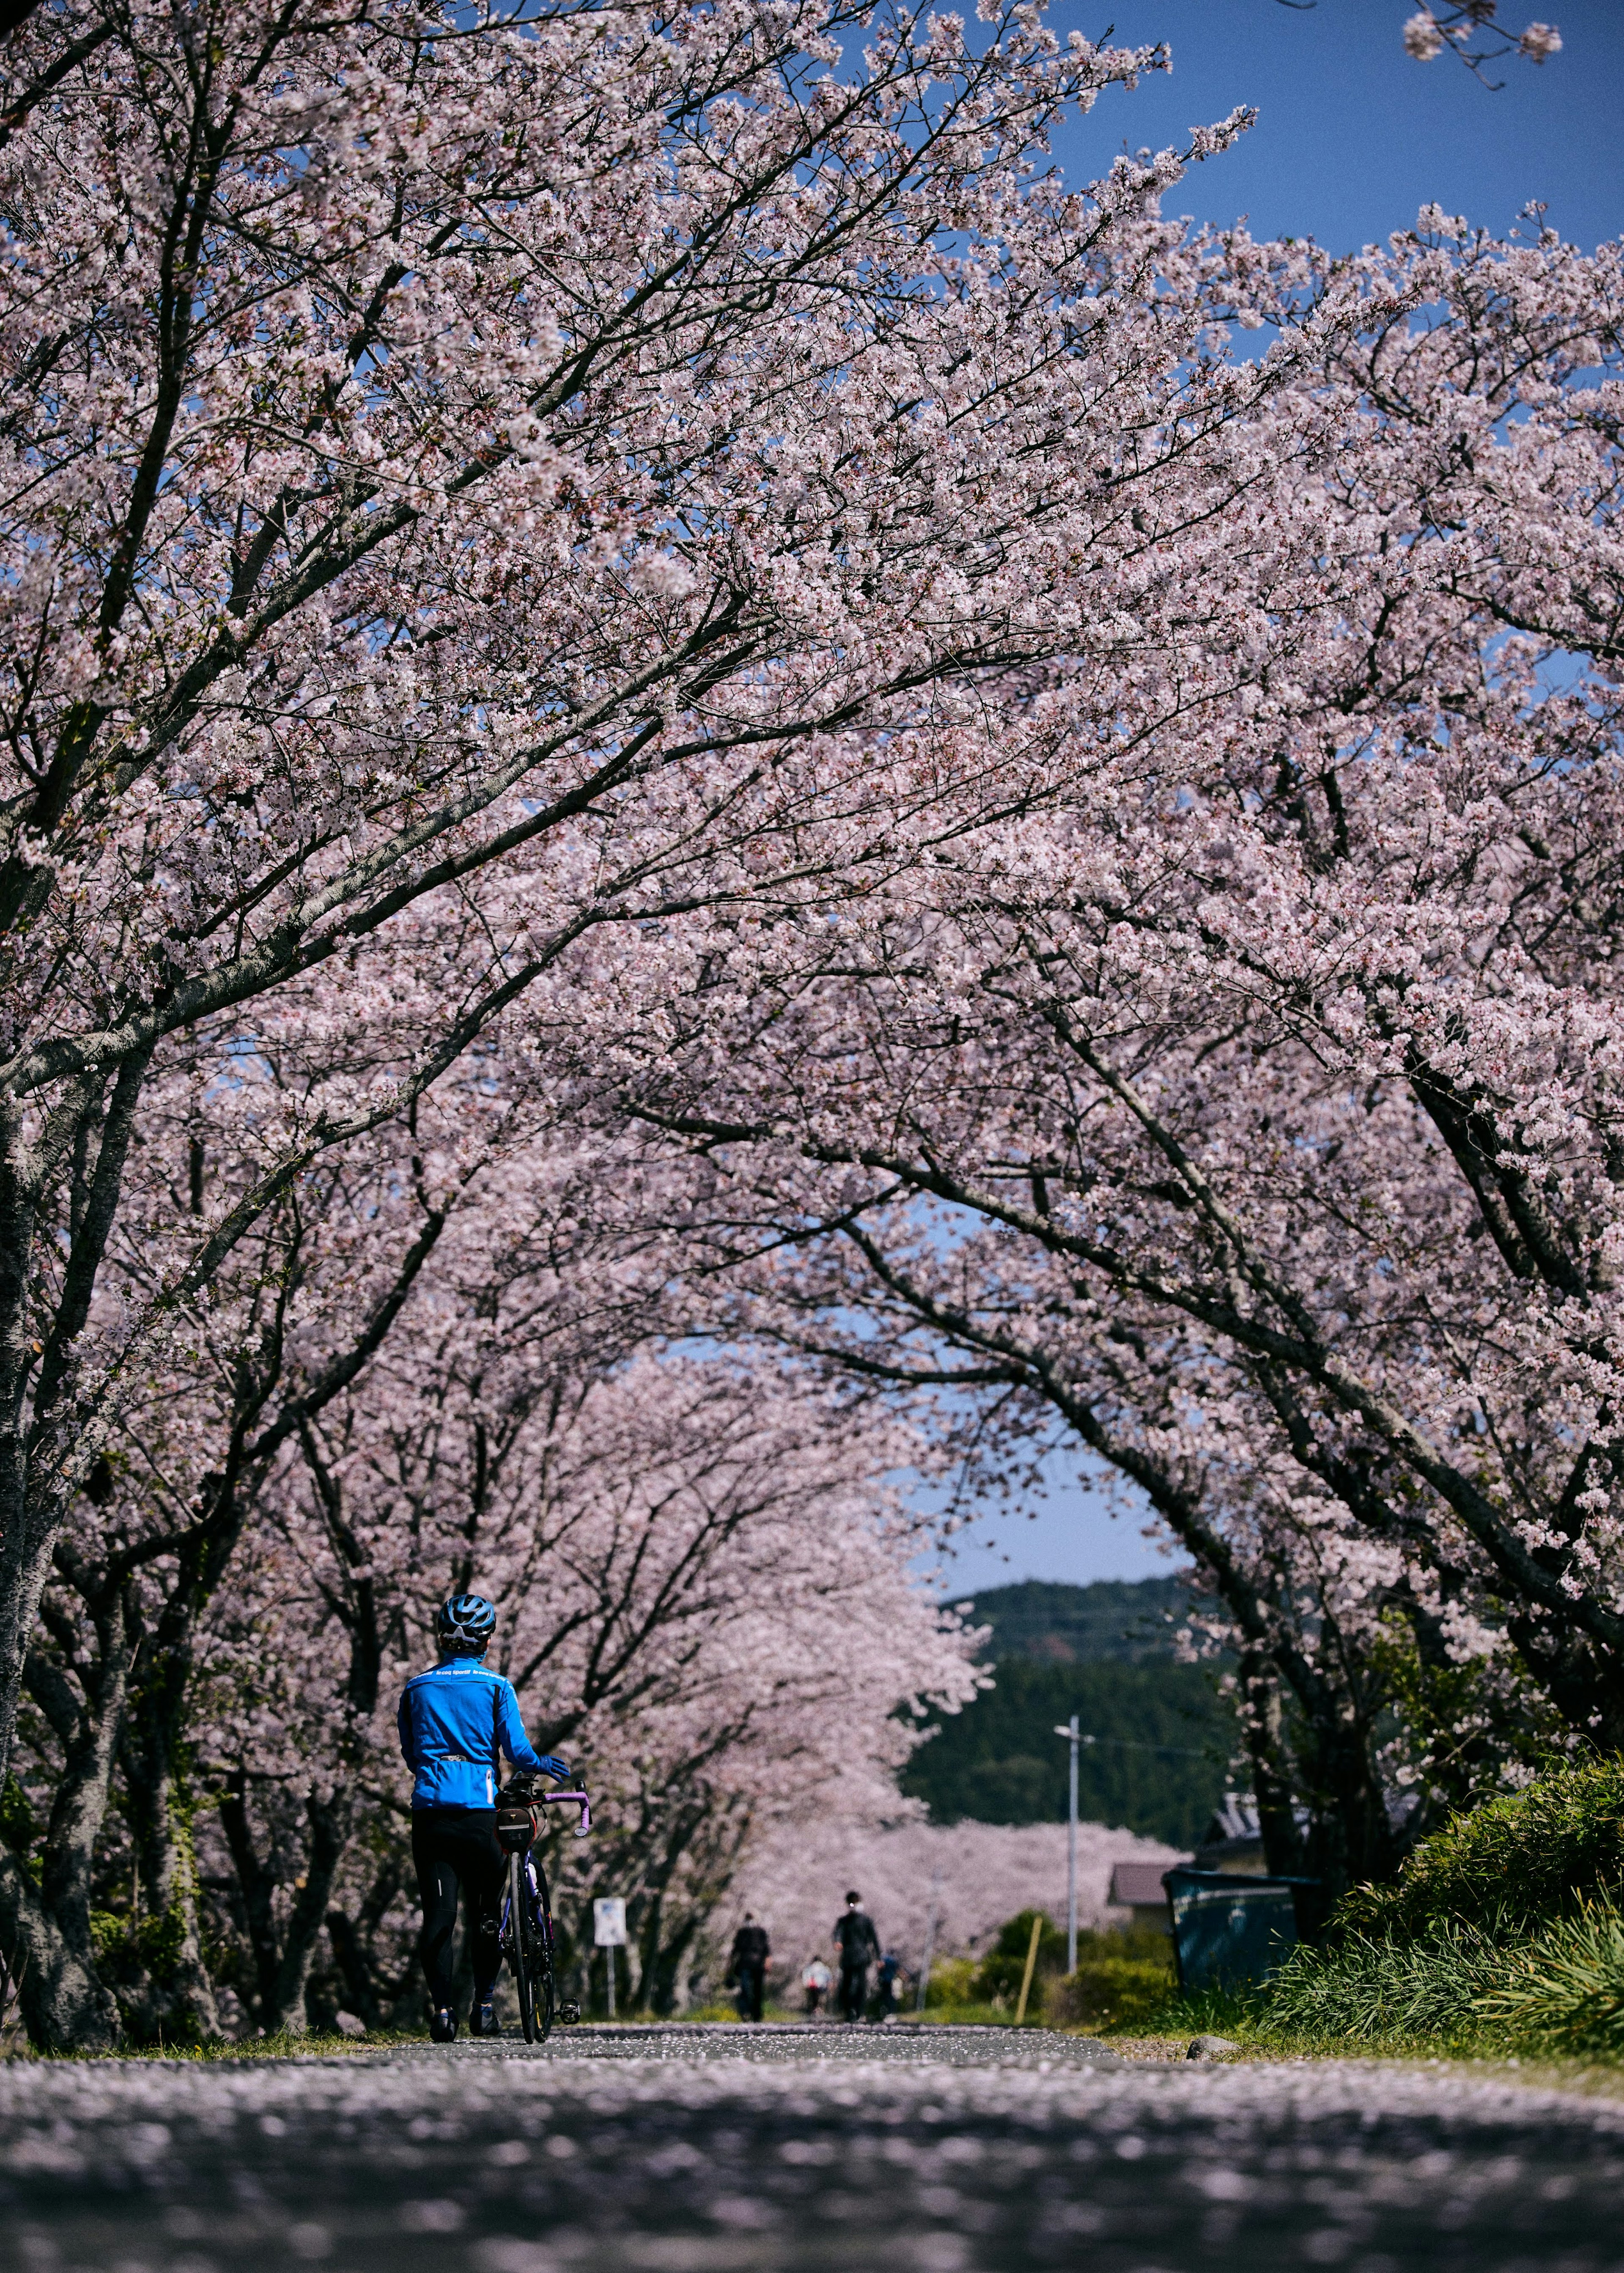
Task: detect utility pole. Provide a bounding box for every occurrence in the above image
[1053,1714,1079,1972]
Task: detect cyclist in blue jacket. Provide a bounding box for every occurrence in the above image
[398,1592,570,2043]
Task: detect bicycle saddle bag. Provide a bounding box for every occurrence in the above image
[495,1798,539,1852]
[495,1771,549,1851]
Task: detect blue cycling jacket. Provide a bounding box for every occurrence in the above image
[397,1657,564,1811]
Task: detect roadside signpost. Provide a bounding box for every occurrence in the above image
[594,1897,627,2020]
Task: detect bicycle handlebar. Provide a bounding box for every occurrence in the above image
[538,1788,591,1838]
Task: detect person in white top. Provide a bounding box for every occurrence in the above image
[801,1955,833,2016]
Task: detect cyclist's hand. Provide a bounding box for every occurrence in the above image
[537,1755,571,1782]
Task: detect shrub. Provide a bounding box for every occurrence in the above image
[1265,1918,1502,2045]
[1046,1926,1177,2034]
[922,1957,978,2011]
[1255,1758,1624,2055]
[1335,1757,1624,1947]
[1476,1903,1624,2054]
[970,1910,1067,2013]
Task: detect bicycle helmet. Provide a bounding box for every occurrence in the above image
[436,1593,497,1657]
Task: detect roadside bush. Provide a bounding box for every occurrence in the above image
[1265,1918,1502,2045]
[1256,1759,1624,2055]
[1476,1903,1624,2054]
[970,1910,1067,2013]
[922,1957,978,2010]
[1335,1757,1624,1946]
[1047,1926,1176,2034]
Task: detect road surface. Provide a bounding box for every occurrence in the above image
[2,2022,1620,2271]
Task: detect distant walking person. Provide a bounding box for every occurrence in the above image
[729,1912,771,2022]
[872,1950,903,2021]
[802,1955,832,2016]
[833,1889,881,2022]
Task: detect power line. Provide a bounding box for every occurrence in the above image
[1076,1732,1215,1760]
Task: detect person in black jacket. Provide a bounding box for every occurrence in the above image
[832,1889,881,2022]
[728,1912,771,2021]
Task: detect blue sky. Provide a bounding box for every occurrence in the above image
[928,1448,1172,1594]
[1048,0,1623,254]
[931,0,1620,1595]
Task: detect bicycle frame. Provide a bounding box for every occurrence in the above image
[494,1786,590,2041]
[501,1848,555,1952]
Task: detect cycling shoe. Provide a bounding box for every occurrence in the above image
[429,2007,458,2044]
[468,2002,500,2038]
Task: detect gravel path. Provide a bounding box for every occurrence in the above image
[3,2025,1622,2272]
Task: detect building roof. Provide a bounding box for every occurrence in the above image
[1109,1860,1184,1907]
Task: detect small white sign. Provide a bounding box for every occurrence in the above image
[593,1897,627,1948]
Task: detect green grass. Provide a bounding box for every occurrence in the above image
[1210,1760,1624,2065]
[1262,1917,1505,2048]
[1473,1903,1624,2054]
[1150,1900,1624,2064]
[0,2026,424,2063]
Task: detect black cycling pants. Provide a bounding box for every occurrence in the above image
[838,1962,869,2021]
[412,1809,505,2008]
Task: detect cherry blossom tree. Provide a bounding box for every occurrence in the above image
[731,1815,1186,1989]
[4,0,1605,2052]
[1401,6,1561,83]
[2,0,1295,1810]
[2,1058,979,2043]
[590,211,1624,1896]
[188,1337,979,2031]
[0,1087,481,2048]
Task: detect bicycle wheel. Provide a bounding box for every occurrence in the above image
[509,1850,538,2044]
[532,1852,556,2044]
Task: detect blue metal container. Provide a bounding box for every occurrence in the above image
[1164,1867,1318,1992]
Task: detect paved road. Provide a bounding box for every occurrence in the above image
[3,2023,1622,2272]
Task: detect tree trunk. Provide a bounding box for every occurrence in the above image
[118,1594,230,2043]
[1236,1652,1308,1881]
[0,1847,121,2052]
[215,1783,360,2036]
[273,1792,355,2033]
[0,1472,64,1808]
[0,1617,134,2051]
[116,1759,222,2045]
[324,1857,417,2030]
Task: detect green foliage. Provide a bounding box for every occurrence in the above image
[902,1658,1233,1847]
[1363,1612,1567,1817]
[0,1774,38,1867]
[1476,1904,1624,2054]
[970,1909,1067,2010]
[1245,1759,1624,2059]
[1046,1925,1177,2034]
[922,1956,978,2010]
[1335,1755,1624,1946]
[1265,1919,1503,2046]
[948,1579,1196,1665]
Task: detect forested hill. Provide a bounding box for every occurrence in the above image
[902,1575,1234,1849]
[949,1576,1194,1663]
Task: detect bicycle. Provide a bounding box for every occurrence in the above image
[495,1775,592,2044]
